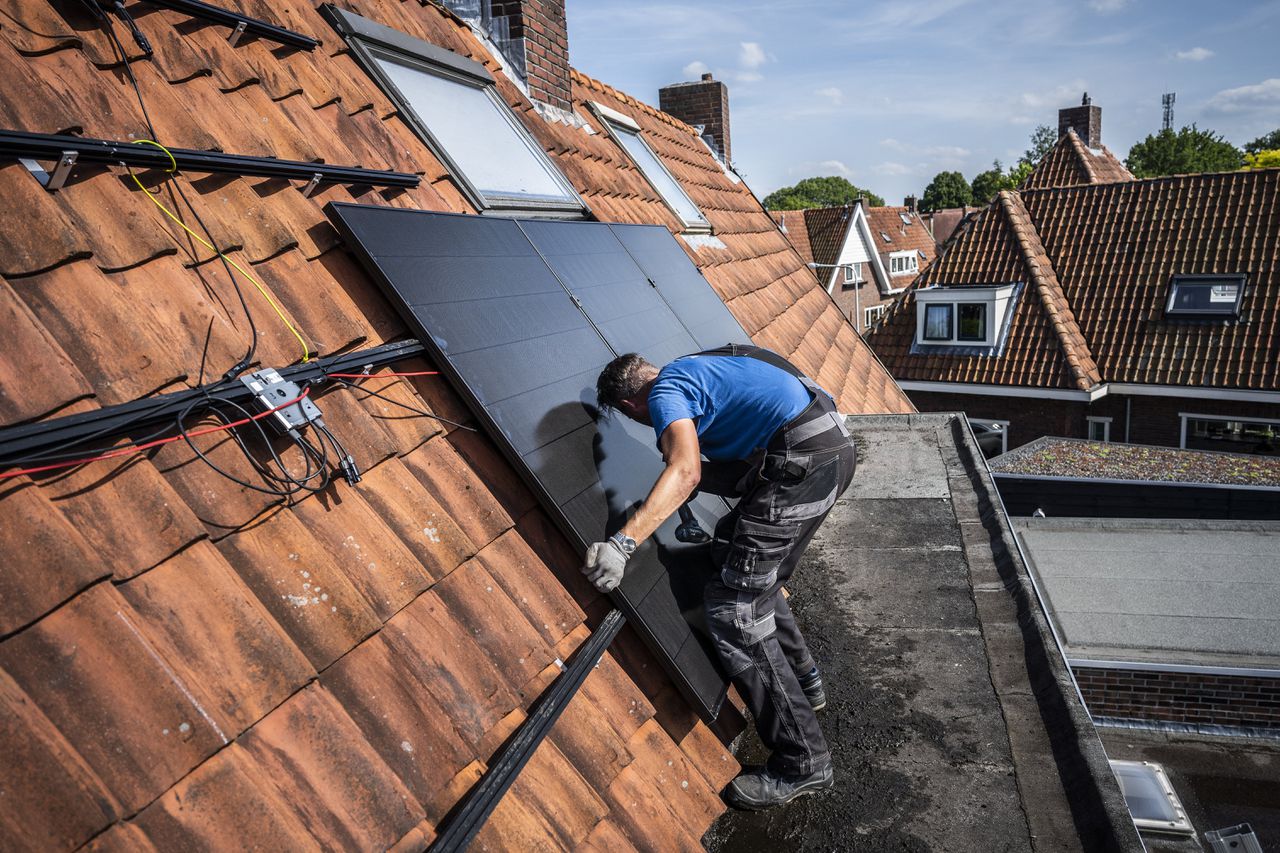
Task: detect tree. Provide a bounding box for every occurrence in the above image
[762,176,885,210]
[1245,150,1280,170]
[1021,124,1057,167]
[1244,129,1280,155]
[1124,125,1243,178]
[920,171,973,213]
[970,161,1010,204]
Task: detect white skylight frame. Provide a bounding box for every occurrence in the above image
[1109,760,1195,836]
[324,6,585,216]
[589,101,711,233]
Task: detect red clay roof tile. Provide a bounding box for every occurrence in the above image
[238,683,426,850]
[0,582,227,814]
[476,738,608,850]
[116,540,315,733]
[0,665,118,850]
[0,278,93,422]
[401,436,514,551]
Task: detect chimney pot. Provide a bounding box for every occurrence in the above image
[701,73,713,81]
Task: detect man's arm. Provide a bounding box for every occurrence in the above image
[620,417,701,545]
[581,418,701,592]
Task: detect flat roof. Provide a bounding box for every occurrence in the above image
[1013,517,1280,670]
[706,414,1139,852]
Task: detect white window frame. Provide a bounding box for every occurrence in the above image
[1179,411,1280,450]
[864,304,886,328]
[914,284,1016,348]
[1087,416,1112,442]
[969,418,1009,455]
[843,263,864,287]
[588,101,711,233]
[889,250,918,276]
[324,6,584,216]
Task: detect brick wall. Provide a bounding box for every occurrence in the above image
[832,282,897,335]
[658,75,731,162]
[1075,666,1280,730]
[907,390,1280,452]
[491,0,570,110]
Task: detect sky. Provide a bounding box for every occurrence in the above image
[563,0,1280,205]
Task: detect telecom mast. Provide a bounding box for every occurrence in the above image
[1162,92,1176,131]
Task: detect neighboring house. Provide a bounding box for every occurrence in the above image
[867,156,1280,453]
[770,201,935,333]
[924,205,980,248]
[1022,95,1134,191]
[0,1,917,849]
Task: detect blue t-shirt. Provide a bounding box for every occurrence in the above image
[647,355,813,460]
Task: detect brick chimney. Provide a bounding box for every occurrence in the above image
[453,1,571,111]
[659,73,731,162]
[904,195,917,213]
[1058,92,1102,148]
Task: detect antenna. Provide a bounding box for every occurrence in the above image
[1162,92,1176,131]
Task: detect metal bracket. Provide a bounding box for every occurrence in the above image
[23,150,78,191]
[227,20,248,48]
[300,172,323,198]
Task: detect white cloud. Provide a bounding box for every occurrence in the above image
[877,138,969,161]
[735,71,764,83]
[739,41,768,69]
[682,60,710,77]
[1088,0,1132,13]
[876,162,914,176]
[1175,46,1214,61]
[817,159,852,177]
[1018,79,1090,110]
[816,86,844,105]
[1205,78,1280,115]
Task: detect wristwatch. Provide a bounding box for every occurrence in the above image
[609,532,638,556]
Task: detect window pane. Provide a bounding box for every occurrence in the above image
[1185,417,1279,455]
[612,125,708,228]
[1168,279,1240,314]
[958,303,986,340]
[924,304,952,339]
[373,51,574,203]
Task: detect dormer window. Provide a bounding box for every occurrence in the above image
[1165,274,1245,318]
[914,284,1018,350]
[323,6,583,215]
[590,102,711,233]
[889,251,918,276]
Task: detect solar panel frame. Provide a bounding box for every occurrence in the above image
[325,203,751,719]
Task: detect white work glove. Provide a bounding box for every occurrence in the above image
[582,538,629,592]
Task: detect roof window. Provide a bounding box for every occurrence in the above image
[1165,274,1244,318]
[1109,760,1194,835]
[590,102,710,232]
[322,6,583,215]
[899,211,913,226]
[880,230,892,243]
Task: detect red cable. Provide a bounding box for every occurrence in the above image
[1,387,311,481]
[326,371,439,379]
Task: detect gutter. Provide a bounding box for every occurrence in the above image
[899,380,1280,405]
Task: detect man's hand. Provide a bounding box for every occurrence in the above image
[582,539,629,592]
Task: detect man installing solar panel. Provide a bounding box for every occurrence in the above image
[588,345,856,810]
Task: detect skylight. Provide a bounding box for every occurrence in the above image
[323,6,583,215]
[899,212,913,225]
[591,102,710,232]
[1165,274,1245,318]
[1110,760,1194,835]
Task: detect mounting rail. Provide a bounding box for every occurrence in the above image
[0,340,426,467]
[139,0,320,50]
[0,129,419,191]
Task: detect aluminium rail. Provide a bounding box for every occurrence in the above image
[139,0,320,50]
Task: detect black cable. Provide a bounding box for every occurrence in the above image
[330,377,476,432]
[100,14,260,379]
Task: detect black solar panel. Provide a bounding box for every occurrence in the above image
[326,204,750,719]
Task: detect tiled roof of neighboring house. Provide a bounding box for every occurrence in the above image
[768,209,815,265]
[1021,128,1134,190]
[925,205,979,248]
[865,205,936,270]
[867,168,1280,391]
[0,1,911,849]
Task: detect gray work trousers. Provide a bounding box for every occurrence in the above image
[700,402,855,776]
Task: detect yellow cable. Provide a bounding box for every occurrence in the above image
[128,139,313,363]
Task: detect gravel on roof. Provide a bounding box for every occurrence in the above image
[991,438,1280,487]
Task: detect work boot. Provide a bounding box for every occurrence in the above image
[798,666,826,710]
[724,765,834,811]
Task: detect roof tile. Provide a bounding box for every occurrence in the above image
[401,436,514,551]
[0,666,118,850]
[0,582,227,814]
[238,683,426,850]
[214,506,382,668]
[117,540,315,733]
[475,529,585,647]
[0,277,93,422]
[475,738,608,850]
